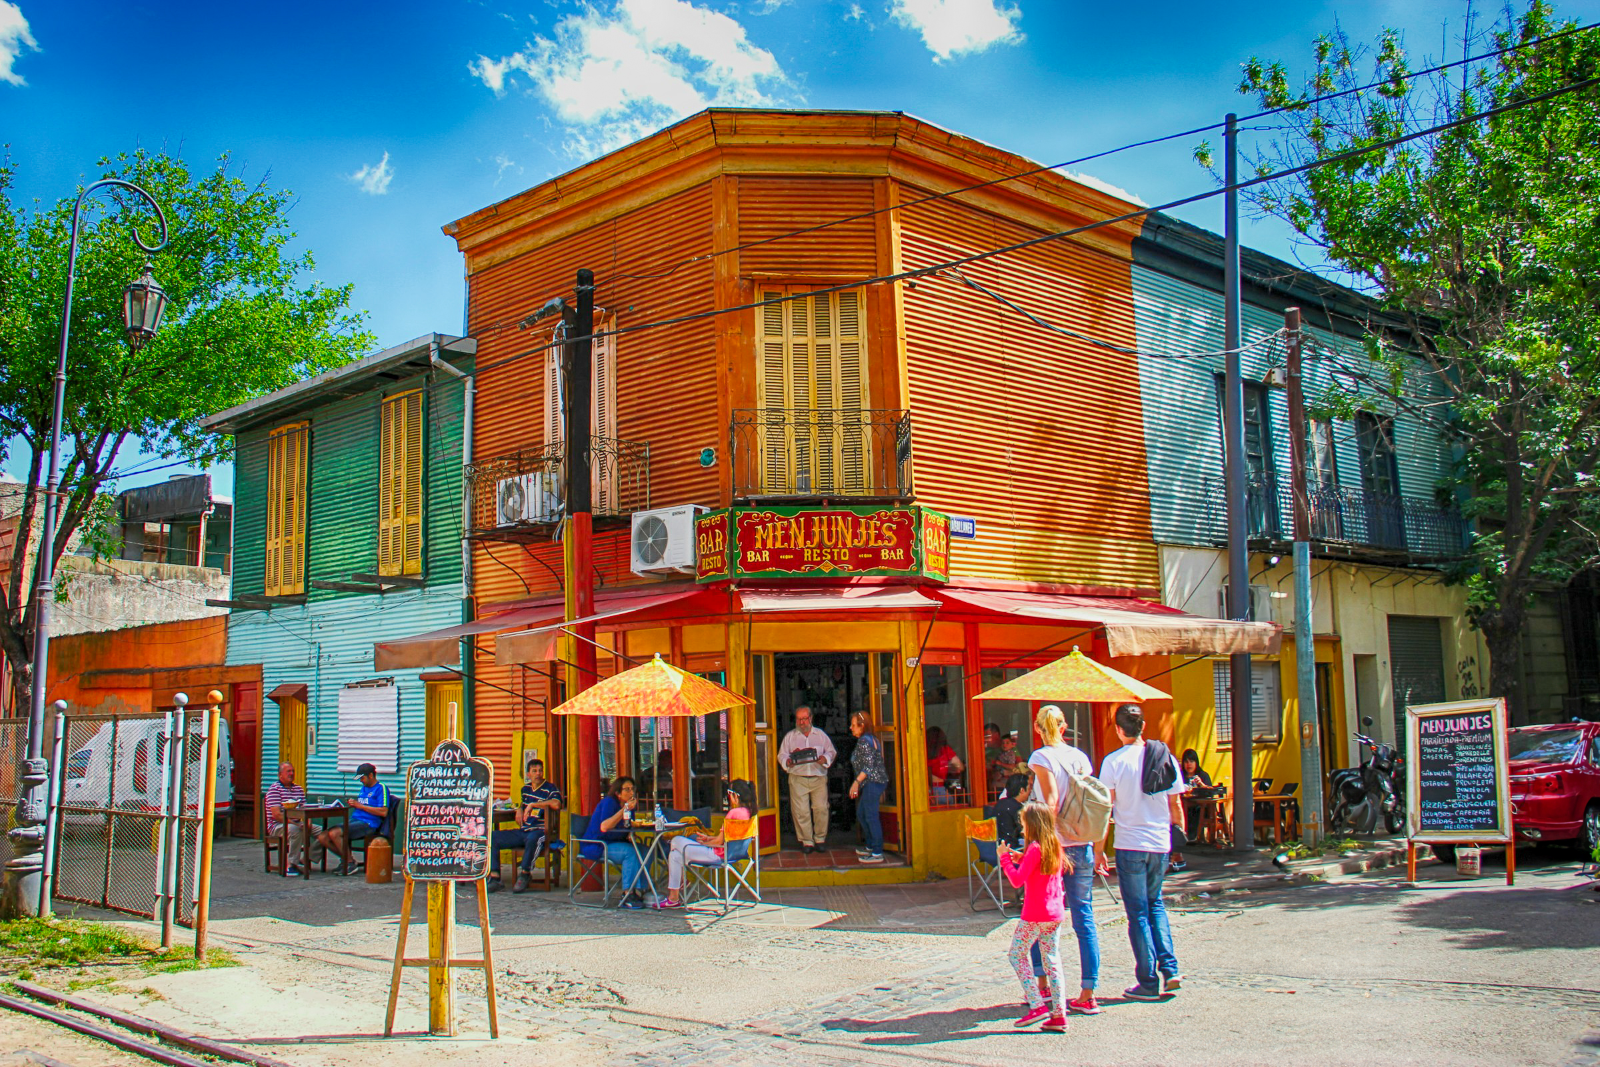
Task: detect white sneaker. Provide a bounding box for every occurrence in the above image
[860,853,884,864]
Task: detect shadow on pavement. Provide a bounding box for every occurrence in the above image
[819,1004,1023,1045]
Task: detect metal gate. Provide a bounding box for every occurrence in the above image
[45,707,214,926]
[0,718,23,872]
[1388,615,1447,751]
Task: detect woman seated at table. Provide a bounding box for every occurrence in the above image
[1172,748,1218,870]
[585,776,648,909]
[926,727,965,806]
[655,779,756,909]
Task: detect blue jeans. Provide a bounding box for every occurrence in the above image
[605,841,645,895]
[490,827,545,873]
[1116,848,1179,991]
[856,781,885,854]
[1031,844,1099,991]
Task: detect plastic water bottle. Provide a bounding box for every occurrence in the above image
[653,801,665,831]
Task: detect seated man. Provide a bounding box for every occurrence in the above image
[324,762,389,871]
[488,757,563,893]
[264,762,320,876]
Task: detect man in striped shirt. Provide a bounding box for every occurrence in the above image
[265,762,321,876]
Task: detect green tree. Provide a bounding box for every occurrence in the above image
[1218,2,1600,718]
[0,149,373,709]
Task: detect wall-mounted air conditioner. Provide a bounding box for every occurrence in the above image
[497,472,561,526]
[629,505,707,576]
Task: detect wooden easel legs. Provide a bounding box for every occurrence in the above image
[384,876,499,1039]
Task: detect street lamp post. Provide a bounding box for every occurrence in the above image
[2,179,169,918]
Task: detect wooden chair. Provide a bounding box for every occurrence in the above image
[349,796,402,870]
[261,805,288,876]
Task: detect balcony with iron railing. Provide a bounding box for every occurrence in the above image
[466,437,650,539]
[730,408,913,501]
[1201,472,1468,563]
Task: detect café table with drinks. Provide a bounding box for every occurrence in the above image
[581,776,688,908]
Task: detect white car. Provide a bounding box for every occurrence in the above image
[60,717,234,826]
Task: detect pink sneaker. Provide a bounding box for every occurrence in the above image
[1014,1005,1050,1028]
[1067,995,1102,1015]
[1041,1016,1068,1033]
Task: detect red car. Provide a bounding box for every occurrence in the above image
[1509,721,1600,854]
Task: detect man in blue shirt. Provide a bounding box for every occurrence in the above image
[488,757,563,893]
[325,762,390,872]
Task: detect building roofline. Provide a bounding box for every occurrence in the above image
[200,333,476,435]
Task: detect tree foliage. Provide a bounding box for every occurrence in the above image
[0,149,373,703]
[1219,2,1600,715]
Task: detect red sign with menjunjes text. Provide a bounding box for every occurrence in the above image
[696,506,947,581]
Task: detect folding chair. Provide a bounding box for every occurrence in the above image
[568,813,626,908]
[683,817,760,914]
[965,815,1008,914]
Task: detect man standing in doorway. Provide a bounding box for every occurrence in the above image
[779,705,835,853]
[1097,703,1186,1001]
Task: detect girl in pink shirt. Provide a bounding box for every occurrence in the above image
[999,802,1070,1031]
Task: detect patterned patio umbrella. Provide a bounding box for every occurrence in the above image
[973,646,1170,703]
[552,653,756,717]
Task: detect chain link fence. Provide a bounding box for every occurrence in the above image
[47,709,213,926]
[0,718,23,873]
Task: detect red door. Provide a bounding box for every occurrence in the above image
[232,683,260,837]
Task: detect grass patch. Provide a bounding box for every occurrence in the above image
[0,918,240,976]
[65,975,120,992]
[143,946,239,974]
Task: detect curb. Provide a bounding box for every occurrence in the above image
[1164,845,1429,903]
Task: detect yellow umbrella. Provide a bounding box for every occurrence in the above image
[974,646,1170,703]
[552,653,756,718]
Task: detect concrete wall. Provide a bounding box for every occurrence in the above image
[51,556,228,636]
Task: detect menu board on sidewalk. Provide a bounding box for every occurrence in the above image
[403,739,494,881]
[1405,697,1511,842]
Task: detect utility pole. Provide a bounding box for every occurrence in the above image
[565,269,599,811]
[1222,112,1255,851]
[1285,307,1324,844]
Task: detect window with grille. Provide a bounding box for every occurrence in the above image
[378,389,423,576]
[755,286,867,495]
[1213,660,1282,744]
[264,422,308,596]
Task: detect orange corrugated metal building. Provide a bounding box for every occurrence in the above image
[407,110,1272,884]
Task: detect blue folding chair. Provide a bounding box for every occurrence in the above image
[568,813,626,908]
[966,814,1009,914]
[683,818,761,914]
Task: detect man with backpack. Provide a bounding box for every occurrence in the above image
[1026,703,1113,1016]
[1097,703,1186,1001]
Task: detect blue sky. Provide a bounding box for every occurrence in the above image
[5,0,1596,497]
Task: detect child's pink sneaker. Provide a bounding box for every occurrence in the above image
[1013,1005,1050,1028]
[1041,1016,1068,1033]
[1067,995,1102,1015]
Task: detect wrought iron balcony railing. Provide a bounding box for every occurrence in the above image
[466,437,649,536]
[1201,473,1468,562]
[730,408,913,501]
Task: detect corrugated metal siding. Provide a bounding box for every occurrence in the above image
[224,583,464,799]
[898,188,1157,589]
[305,391,381,597]
[737,177,877,277]
[1131,265,1454,548]
[424,370,469,585]
[232,428,269,596]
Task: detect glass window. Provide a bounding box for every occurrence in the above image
[978,667,1031,803]
[691,671,729,812]
[597,716,618,791]
[753,733,772,809]
[881,735,899,806]
[921,665,969,809]
[752,655,769,728]
[1507,727,1582,764]
[1213,661,1282,743]
[631,715,675,804]
[876,652,897,726]
[1356,413,1400,496]
[1307,419,1337,487]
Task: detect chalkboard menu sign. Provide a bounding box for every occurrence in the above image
[404,739,494,881]
[1405,697,1511,842]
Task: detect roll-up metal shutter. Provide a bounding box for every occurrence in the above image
[1387,615,1446,750]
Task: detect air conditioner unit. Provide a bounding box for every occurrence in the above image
[629,505,706,576]
[1218,583,1275,623]
[496,472,561,526]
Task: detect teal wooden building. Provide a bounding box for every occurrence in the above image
[1126,214,1483,799]
[202,334,476,819]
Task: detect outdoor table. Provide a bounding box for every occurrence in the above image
[1188,796,1232,848]
[621,820,687,902]
[285,802,350,877]
[1251,793,1294,846]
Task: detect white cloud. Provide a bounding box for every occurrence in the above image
[844,3,864,20]
[492,152,522,186]
[1059,170,1145,207]
[753,0,790,11]
[350,152,394,195]
[889,0,1021,61]
[469,0,788,158]
[0,1,38,87]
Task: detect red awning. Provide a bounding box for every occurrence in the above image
[373,603,565,672]
[930,588,1281,657]
[735,586,937,612]
[494,589,707,665]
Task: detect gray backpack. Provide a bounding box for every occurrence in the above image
[1037,746,1112,844]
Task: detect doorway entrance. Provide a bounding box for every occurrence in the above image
[752,651,905,865]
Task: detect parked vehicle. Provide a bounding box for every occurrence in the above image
[1509,720,1600,855]
[60,717,234,825]
[1328,716,1405,836]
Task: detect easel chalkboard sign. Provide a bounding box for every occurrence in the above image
[1404,697,1514,885]
[404,739,493,881]
[385,720,499,1040]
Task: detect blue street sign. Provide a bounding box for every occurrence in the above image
[950,516,977,539]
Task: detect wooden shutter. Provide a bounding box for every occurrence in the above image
[591,315,618,513]
[752,287,867,495]
[378,397,397,574]
[265,422,308,596]
[378,388,423,577]
[542,330,563,449]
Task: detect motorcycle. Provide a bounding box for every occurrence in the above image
[1328,716,1406,836]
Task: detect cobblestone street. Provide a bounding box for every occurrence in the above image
[35,841,1600,1067]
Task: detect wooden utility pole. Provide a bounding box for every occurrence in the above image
[566,270,599,812]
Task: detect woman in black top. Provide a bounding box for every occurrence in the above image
[1171,749,1214,872]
